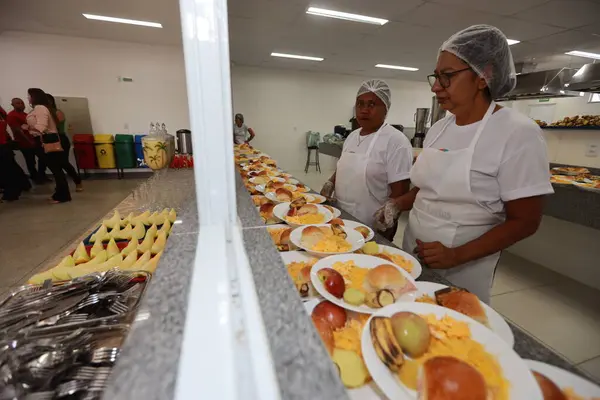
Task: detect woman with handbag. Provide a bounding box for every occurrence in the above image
[24,88,72,203]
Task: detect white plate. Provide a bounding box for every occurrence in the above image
[286,178,300,185]
[310,254,417,314]
[265,191,315,204]
[572,181,600,193]
[551,167,589,176]
[249,176,285,185]
[527,360,600,398]
[273,203,333,228]
[361,302,543,400]
[360,244,422,280]
[281,252,321,301]
[307,193,327,204]
[338,219,374,242]
[291,224,364,258]
[415,281,514,347]
[320,205,341,219]
[256,183,298,194]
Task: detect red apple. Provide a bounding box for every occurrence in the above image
[312,300,347,330]
[318,268,346,298]
[311,316,334,355]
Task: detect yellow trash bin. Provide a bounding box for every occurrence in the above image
[94,134,117,169]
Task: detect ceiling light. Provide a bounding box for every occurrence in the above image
[271,52,324,61]
[306,7,388,25]
[565,50,600,60]
[506,39,520,45]
[82,14,162,28]
[375,64,418,71]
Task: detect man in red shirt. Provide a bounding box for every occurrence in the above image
[7,97,47,183]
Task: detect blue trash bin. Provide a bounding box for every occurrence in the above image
[135,134,148,168]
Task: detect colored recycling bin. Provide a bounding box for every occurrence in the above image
[94,134,116,169]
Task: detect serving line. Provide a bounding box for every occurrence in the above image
[239,166,596,385]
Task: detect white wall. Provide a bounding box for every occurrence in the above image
[0,31,190,135]
[230,66,433,172]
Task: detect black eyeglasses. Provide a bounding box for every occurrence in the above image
[427,67,472,88]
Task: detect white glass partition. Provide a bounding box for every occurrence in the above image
[174,0,279,398]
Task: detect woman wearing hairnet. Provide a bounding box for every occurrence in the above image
[320,79,412,240]
[233,113,255,144]
[374,25,553,303]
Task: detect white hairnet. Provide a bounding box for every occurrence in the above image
[357,79,391,111]
[440,24,517,99]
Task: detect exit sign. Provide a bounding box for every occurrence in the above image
[538,98,550,102]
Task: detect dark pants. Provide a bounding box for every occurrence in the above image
[45,150,71,202]
[33,137,49,182]
[59,134,81,184]
[0,145,30,200]
[20,147,39,180]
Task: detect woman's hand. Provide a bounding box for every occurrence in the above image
[320,181,335,199]
[414,239,461,269]
[373,199,402,232]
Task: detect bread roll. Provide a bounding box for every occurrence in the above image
[301,225,325,248]
[297,204,319,216]
[329,218,344,226]
[364,264,415,298]
[421,357,488,400]
[435,287,489,327]
[276,188,293,202]
[533,372,567,400]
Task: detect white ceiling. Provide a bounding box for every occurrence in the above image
[2,0,600,81]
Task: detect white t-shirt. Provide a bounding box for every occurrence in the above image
[342,124,412,198]
[233,123,249,144]
[424,107,553,217]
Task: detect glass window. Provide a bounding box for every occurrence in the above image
[589,93,600,103]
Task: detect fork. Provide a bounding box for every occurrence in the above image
[57,380,87,397]
[107,300,128,315]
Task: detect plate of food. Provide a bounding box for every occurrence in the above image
[357,242,422,279]
[307,193,327,204]
[273,200,334,228]
[267,224,295,251]
[414,282,514,347]
[310,254,418,314]
[252,195,271,207]
[294,183,311,193]
[249,176,285,185]
[527,359,600,400]
[329,219,374,242]
[291,224,365,257]
[550,175,577,185]
[551,167,590,176]
[282,252,320,300]
[305,299,385,398]
[322,205,342,219]
[572,181,600,193]
[361,302,543,400]
[259,203,279,225]
[265,188,312,204]
[257,183,297,194]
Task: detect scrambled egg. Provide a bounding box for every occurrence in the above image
[332,261,369,293]
[286,260,316,283]
[268,228,288,244]
[286,213,325,225]
[416,294,437,304]
[385,252,414,274]
[398,314,509,400]
[313,235,352,253]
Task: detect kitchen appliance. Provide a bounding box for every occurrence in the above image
[565,62,600,93]
[176,129,193,154]
[497,68,579,100]
[412,108,430,148]
[431,96,446,125]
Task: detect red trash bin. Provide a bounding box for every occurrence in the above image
[73,134,97,169]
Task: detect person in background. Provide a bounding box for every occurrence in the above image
[6,97,46,183]
[0,111,30,201]
[46,94,83,192]
[24,88,71,203]
[233,113,255,144]
[0,105,7,119]
[374,25,553,303]
[320,79,412,240]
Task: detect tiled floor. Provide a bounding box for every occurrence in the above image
[0,177,143,295]
[291,169,600,382]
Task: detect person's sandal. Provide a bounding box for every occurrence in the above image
[76,184,84,192]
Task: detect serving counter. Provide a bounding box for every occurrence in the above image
[99,165,596,399]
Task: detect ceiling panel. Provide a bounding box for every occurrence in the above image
[428,0,550,16]
[528,30,600,52]
[397,2,501,32]
[514,0,600,29]
[491,17,566,41]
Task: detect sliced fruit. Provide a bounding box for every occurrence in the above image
[130,250,151,270]
[121,212,134,227]
[390,312,431,358]
[332,349,369,388]
[370,317,404,372]
[87,249,107,265]
[28,270,54,285]
[159,219,171,236]
[137,233,154,254]
[362,241,379,255]
[131,223,146,240]
[168,208,177,223]
[103,210,121,229]
[56,255,75,268]
[120,249,138,270]
[90,239,104,258]
[151,231,167,254]
[121,239,138,257]
[146,224,158,240]
[106,238,120,259]
[73,241,90,264]
[343,288,365,306]
[109,224,121,240]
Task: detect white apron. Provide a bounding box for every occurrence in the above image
[402,102,503,303]
[335,125,387,227]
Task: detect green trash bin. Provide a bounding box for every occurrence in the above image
[114,134,136,168]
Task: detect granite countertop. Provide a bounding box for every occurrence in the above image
[102,165,595,400]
